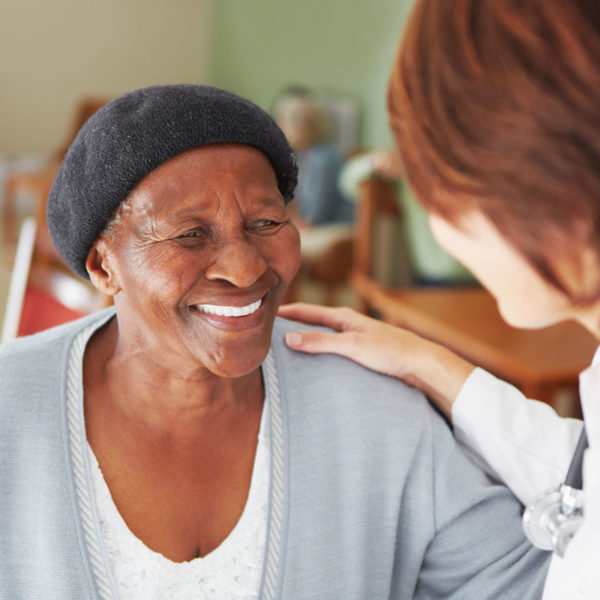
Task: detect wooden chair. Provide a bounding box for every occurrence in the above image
[306,233,354,305]
[353,176,400,280]
[2,97,109,258]
[351,176,414,311]
[2,166,58,254]
[2,212,110,342]
[286,223,355,306]
[2,98,113,339]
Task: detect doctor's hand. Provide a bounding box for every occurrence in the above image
[278,303,476,420]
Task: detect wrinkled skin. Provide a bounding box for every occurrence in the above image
[89,143,301,379]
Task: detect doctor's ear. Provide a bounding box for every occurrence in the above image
[85,238,121,296]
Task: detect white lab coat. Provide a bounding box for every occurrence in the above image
[453,350,600,599]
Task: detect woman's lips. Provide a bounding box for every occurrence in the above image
[189,295,270,331]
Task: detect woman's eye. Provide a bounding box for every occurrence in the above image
[251,219,285,232]
[175,230,208,243]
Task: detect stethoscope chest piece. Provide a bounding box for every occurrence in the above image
[523,488,563,551]
[523,484,585,558]
[523,428,587,558]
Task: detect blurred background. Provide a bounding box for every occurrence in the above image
[0,0,413,312]
[1,0,409,156]
[1,0,594,416]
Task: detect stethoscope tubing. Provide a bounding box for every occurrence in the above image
[565,428,588,490]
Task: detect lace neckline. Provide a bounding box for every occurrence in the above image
[87,396,270,598]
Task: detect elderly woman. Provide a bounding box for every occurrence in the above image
[0,85,547,599]
[282,1,600,598]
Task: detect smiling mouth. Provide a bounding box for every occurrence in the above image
[194,298,263,318]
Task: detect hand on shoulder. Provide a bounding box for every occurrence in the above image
[278,303,476,420]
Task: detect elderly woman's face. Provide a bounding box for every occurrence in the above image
[94,144,301,377]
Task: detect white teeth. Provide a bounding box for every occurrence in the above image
[195,299,262,317]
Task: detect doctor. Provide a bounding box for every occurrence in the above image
[280,0,600,598]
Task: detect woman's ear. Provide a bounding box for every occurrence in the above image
[85,238,121,296]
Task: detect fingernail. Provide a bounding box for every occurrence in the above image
[286,332,303,347]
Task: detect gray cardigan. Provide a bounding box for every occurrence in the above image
[0,309,548,599]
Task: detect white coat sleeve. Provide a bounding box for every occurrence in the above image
[451,368,584,507]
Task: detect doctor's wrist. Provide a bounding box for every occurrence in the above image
[403,341,475,421]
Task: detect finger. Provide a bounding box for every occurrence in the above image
[285,330,356,356]
[277,302,329,320]
[278,303,353,332]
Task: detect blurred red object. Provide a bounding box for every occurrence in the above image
[17,285,86,337]
[2,218,109,342]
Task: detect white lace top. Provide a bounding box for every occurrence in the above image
[87,400,270,600]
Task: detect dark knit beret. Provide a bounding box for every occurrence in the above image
[47,84,298,279]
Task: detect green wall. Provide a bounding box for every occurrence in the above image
[209,0,413,150]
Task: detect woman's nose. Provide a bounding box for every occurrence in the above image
[204,237,268,287]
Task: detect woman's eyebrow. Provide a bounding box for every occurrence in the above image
[144,214,210,238]
[250,191,286,206]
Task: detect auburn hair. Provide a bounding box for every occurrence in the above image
[388,0,600,301]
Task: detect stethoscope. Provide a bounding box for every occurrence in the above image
[522,428,587,558]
